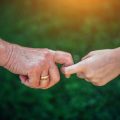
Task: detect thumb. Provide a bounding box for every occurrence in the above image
[54,51,74,78]
[62,61,85,76]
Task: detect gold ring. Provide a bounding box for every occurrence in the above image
[41,76,49,81]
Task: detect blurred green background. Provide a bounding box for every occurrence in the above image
[0,0,120,120]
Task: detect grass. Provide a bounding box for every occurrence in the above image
[0,1,120,120]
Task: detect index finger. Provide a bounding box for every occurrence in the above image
[54,51,74,78]
[62,61,85,75]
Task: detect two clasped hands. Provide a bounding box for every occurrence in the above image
[0,39,120,89]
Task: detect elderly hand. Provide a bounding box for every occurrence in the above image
[1,41,73,89]
[63,49,120,86]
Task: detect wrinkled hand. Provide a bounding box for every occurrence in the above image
[63,49,120,86]
[4,44,73,89]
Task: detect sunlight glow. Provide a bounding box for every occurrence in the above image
[46,0,112,15]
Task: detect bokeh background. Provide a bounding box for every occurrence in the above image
[0,0,120,120]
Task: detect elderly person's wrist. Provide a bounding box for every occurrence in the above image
[0,39,14,67]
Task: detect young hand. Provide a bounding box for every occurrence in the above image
[63,49,120,86]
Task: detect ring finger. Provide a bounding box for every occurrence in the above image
[40,68,49,89]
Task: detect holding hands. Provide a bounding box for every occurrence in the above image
[0,39,120,89]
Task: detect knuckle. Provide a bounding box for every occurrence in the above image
[66,53,72,58]
[40,56,47,62]
[44,52,51,58]
[38,57,48,67]
[92,81,105,86]
[65,53,73,62]
[85,73,93,80]
[43,49,52,58]
[42,54,53,64]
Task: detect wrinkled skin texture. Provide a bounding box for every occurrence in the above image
[0,40,73,89]
[63,49,120,86]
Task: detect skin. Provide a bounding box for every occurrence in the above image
[0,39,73,89]
[63,48,120,86]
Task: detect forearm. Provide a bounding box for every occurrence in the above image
[0,38,13,67]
